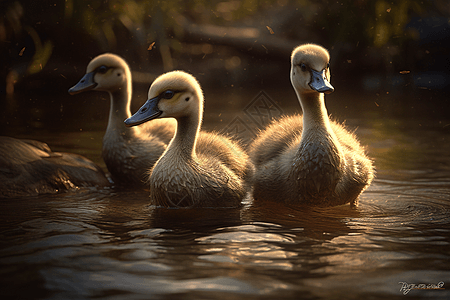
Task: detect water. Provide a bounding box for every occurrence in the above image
[1,87,450,299]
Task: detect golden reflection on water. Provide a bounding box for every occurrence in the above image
[1,88,450,299]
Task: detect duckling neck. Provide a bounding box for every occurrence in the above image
[106,87,134,136]
[167,114,201,160]
[292,92,344,199]
[297,91,342,162]
[298,92,333,133]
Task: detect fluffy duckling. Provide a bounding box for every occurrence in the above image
[0,136,109,198]
[249,44,374,206]
[125,71,253,208]
[69,53,176,187]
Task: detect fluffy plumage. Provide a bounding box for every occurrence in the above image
[126,71,254,207]
[0,136,109,198]
[249,44,374,206]
[69,53,176,187]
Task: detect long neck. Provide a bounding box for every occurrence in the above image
[297,92,333,134]
[293,91,344,200]
[296,91,344,167]
[167,105,202,160]
[106,84,134,137]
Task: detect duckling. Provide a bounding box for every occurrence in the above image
[0,136,109,198]
[69,54,176,187]
[249,44,374,206]
[124,71,253,208]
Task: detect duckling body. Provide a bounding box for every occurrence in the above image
[125,71,253,207]
[69,54,175,187]
[0,136,109,198]
[249,44,374,206]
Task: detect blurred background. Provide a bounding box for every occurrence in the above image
[0,0,449,146]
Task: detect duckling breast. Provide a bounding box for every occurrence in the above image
[149,155,244,208]
[288,131,344,203]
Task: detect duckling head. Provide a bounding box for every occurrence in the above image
[125,71,203,127]
[290,44,334,95]
[69,53,130,95]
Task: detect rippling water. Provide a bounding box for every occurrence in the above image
[1,89,450,299]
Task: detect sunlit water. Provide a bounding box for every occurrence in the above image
[1,88,450,299]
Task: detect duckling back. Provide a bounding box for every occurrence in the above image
[0,136,109,198]
[101,124,170,187]
[197,131,254,182]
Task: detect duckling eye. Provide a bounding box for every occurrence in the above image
[300,63,307,72]
[162,90,175,99]
[327,62,330,69]
[97,65,108,74]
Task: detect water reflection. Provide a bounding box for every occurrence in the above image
[1,88,450,299]
[1,180,449,299]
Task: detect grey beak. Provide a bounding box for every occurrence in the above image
[68,72,97,95]
[124,96,162,127]
[309,69,334,94]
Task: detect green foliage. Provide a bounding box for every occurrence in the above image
[316,0,427,48]
[0,0,438,89]
[369,0,425,47]
[61,0,431,53]
[26,28,53,75]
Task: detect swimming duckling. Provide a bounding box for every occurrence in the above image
[0,136,109,198]
[125,71,253,208]
[249,44,374,206]
[69,54,176,187]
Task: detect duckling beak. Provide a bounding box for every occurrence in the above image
[309,69,334,94]
[124,96,162,127]
[68,72,97,95]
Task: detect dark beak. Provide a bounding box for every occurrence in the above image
[309,69,334,94]
[68,72,97,95]
[124,96,162,127]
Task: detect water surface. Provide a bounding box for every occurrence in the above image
[1,88,449,299]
